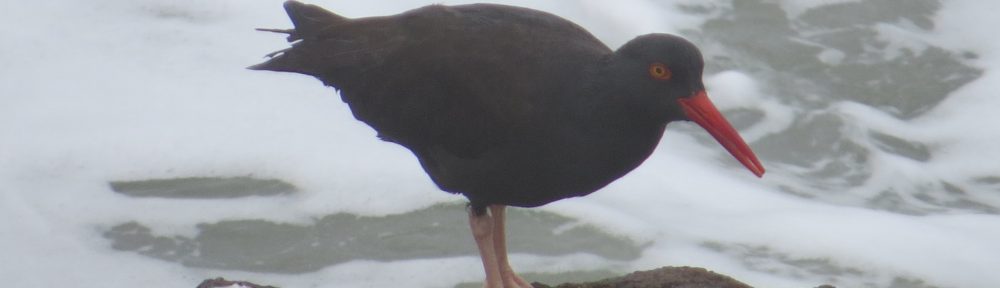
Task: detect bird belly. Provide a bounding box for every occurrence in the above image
[412,141,634,208]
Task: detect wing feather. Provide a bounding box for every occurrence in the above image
[253,3,610,158]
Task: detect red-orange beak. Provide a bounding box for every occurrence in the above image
[677,91,765,177]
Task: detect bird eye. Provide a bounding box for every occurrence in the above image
[648,63,672,80]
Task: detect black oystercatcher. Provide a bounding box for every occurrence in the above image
[251,2,764,287]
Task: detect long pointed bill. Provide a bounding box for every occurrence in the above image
[678,91,765,177]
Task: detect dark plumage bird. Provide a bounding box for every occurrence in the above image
[251,2,764,287]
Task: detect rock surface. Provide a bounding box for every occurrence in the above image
[198,266,835,287]
[530,266,753,288]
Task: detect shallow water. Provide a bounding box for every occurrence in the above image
[3,0,999,287]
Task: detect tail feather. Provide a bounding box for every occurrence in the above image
[248,1,348,73]
[281,0,347,41]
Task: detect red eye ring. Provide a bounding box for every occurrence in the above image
[648,63,672,80]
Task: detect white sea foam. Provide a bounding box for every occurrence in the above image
[2,0,999,287]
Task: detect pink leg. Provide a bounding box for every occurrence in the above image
[489,205,532,288]
[469,206,503,288]
[469,205,534,288]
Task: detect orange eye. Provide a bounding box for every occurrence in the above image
[648,63,672,80]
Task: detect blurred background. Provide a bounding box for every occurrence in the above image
[2,0,998,287]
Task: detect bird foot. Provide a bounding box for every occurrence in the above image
[498,269,532,288]
[480,264,532,288]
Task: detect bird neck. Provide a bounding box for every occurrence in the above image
[579,56,668,129]
[559,61,668,178]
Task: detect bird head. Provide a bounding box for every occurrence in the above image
[613,33,765,177]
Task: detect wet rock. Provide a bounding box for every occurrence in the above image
[199,266,835,287]
[530,266,754,288]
